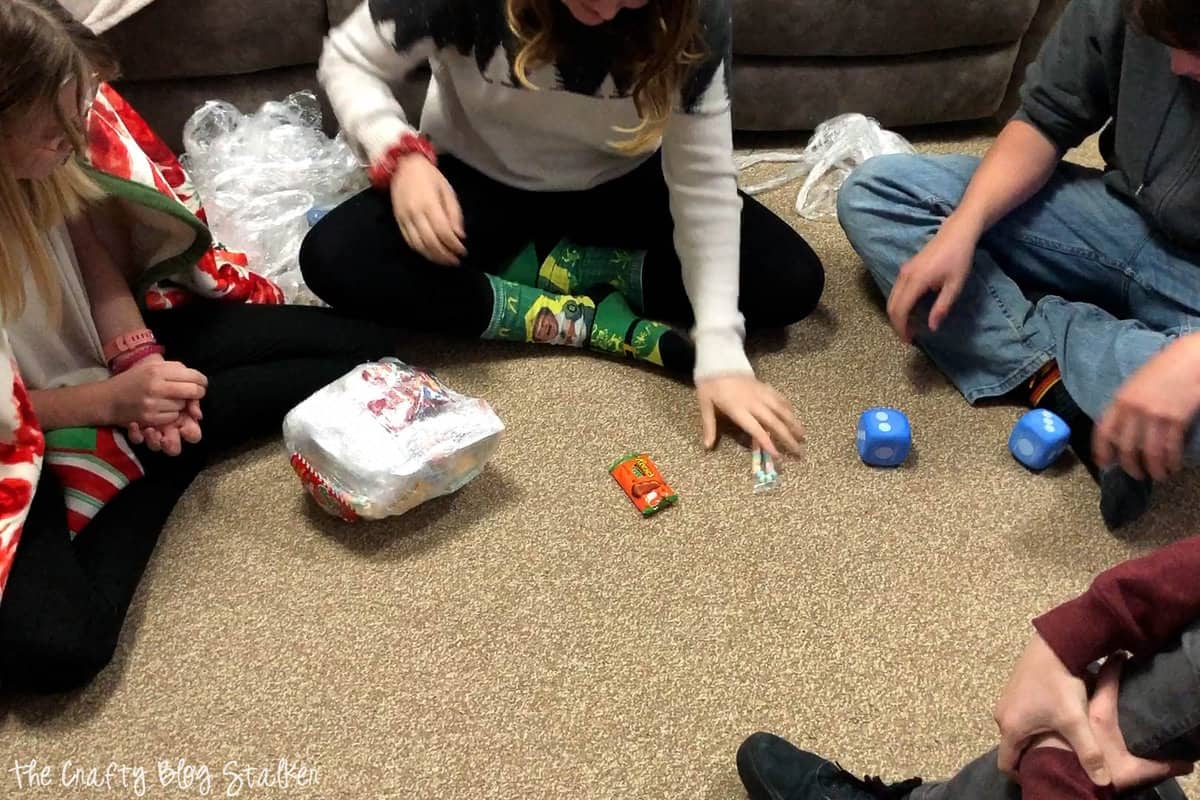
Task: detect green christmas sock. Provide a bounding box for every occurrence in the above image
[483,274,596,347]
[495,239,647,310]
[482,276,690,372]
[588,292,672,367]
[537,239,646,310]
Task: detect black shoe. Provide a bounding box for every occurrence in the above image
[1148,777,1188,800]
[737,732,922,800]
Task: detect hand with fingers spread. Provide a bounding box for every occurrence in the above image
[1093,333,1200,482]
[995,632,1111,787]
[886,215,980,344]
[390,153,467,266]
[696,374,805,458]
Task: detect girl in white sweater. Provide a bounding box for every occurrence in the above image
[302,0,824,457]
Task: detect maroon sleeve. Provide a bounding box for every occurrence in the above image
[1034,535,1200,675]
[1018,747,1113,800]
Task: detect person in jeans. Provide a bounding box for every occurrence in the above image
[837,0,1200,530]
[735,534,1200,800]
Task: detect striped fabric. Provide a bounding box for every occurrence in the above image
[43,427,144,536]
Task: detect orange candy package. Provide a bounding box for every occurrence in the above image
[609,452,678,517]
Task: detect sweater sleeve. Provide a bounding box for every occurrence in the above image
[661,107,751,380]
[318,1,436,164]
[660,0,750,380]
[1011,0,1124,151]
[1033,534,1200,675]
[1017,747,1113,800]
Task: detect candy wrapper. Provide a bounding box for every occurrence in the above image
[610,452,678,517]
[752,448,779,493]
[283,359,504,521]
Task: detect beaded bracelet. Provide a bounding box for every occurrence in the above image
[368,132,437,190]
[109,343,166,374]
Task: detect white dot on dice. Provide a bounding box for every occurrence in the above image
[875,447,895,460]
[875,411,889,421]
[1017,438,1035,457]
[878,422,892,433]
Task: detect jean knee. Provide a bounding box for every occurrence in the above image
[837,153,924,233]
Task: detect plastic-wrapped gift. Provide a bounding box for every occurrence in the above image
[283,359,504,521]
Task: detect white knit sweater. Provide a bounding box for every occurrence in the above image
[320,0,751,378]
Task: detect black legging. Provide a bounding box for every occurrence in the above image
[299,152,825,335]
[0,302,396,693]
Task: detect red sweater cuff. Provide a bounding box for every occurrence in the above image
[1018,747,1113,800]
[1033,591,1121,676]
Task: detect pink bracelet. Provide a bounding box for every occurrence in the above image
[110,344,165,374]
[102,328,157,363]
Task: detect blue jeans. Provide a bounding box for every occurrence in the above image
[838,154,1200,462]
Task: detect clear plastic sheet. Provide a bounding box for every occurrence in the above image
[283,360,505,521]
[181,92,367,303]
[737,113,915,220]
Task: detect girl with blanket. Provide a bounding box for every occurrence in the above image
[0,0,395,692]
[302,0,822,458]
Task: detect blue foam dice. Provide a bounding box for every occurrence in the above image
[1009,409,1071,470]
[856,407,912,467]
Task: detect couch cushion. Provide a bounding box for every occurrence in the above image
[103,0,329,82]
[112,66,325,153]
[731,42,1020,130]
[328,0,363,28]
[733,0,1040,58]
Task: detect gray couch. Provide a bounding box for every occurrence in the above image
[102,0,1068,152]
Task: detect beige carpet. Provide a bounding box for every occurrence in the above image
[2,127,1197,800]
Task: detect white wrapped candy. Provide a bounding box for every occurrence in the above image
[283,359,504,521]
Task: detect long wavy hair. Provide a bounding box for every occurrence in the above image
[506,0,706,154]
[1125,0,1200,49]
[0,0,108,322]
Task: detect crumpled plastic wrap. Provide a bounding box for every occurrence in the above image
[181,92,367,303]
[737,113,915,220]
[283,359,504,522]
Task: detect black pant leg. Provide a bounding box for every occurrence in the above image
[298,156,536,335]
[147,302,401,452]
[199,357,391,452]
[548,153,826,327]
[146,302,396,375]
[0,448,202,693]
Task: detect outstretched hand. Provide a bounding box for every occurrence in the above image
[696,374,804,458]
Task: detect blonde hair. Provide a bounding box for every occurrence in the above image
[0,0,108,322]
[505,0,705,154]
